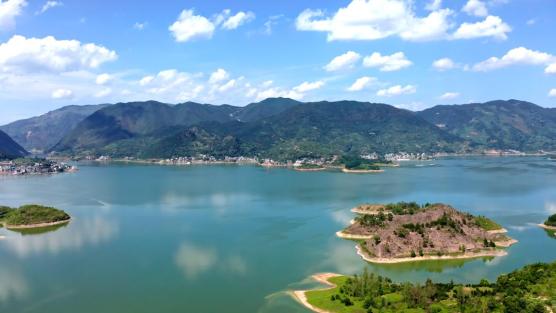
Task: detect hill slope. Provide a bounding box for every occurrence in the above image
[0,104,110,152]
[418,100,556,152]
[55,100,465,159]
[0,130,28,159]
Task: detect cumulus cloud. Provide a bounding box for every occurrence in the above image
[549,89,556,97]
[439,92,460,100]
[363,52,412,71]
[425,0,442,11]
[51,88,73,99]
[462,0,488,17]
[376,84,416,97]
[432,57,457,71]
[36,0,62,15]
[221,11,255,30]
[453,15,511,40]
[293,80,324,93]
[95,73,111,85]
[545,63,556,74]
[209,68,229,84]
[472,47,555,72]
[324,51,361,71]
[347,76,377,91]
[0,35,117,73]
[169,9,215,42]
[0,0,26,30]
[296,0,453,42]
[95,87,111,98]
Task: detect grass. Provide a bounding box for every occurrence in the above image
[474,215,503,231]
[1,204,70,227]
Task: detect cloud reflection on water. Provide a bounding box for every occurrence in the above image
[0,265,28,302]
[2,216,118,258]
[174,241,247,280]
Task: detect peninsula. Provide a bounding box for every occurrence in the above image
[337,202,516,263]
[539,214,556,231]
[293,262,556,313]
[0,204,71,229]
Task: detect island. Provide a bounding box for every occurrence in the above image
[292,262,556,313]
[340,155,388,173]
[0,204,71,229]
[539,214,556,231]
[337,202,516,263]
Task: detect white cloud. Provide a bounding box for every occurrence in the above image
[169,9,215,42]
[133,22,147,30]
[139,75,154,86]
[296,0,453,42]
[293,80,324,93]
[425,0,442,11]
[36,0,62,15]
[51,88,73,99]
[472,47,555,72]
[324,51,361,71]
[95,87,111,98]
[209,68,229,84]
[526,19,536,26]
[0,35,117,73]
[432,57,457,71]
[453,15,511,40]
[218,79,236,92]
[363,51,412,71]
[255,87,303,101]
[439,92,460,100]
[95,73,111,85]
[545,63,556,74]
[222,11,255,30]
[549,89,556,97]
[347,76,377,91]
[462,0,488,17]
[376,84,416,97]
[0,0,26,30]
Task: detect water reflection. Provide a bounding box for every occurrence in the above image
[0,264,28,302]
[7,223,69,236]
[2,216,118,258]
[174,241,248,280]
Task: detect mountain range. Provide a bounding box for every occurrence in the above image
[1,98,555,160]
[0,130,28,159]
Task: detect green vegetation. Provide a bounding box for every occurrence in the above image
[305,262,556,313]
[474,215,503,231]
[341,155,381,171]
[384,202,427,215]
[296,163,325,170]
[544,214,556,227]
[0,204,70,227]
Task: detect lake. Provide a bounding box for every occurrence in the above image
[1,156,556,313]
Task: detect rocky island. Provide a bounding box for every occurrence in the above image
[0,204,71,229]
[337,202,516,263]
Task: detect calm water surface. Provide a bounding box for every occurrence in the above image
[1,157,556,313]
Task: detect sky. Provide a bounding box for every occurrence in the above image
[0,0,555,124]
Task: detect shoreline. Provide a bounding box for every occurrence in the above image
[3,218,70,229]
[539,224,556,231]
[294,167,327,172]
[487,228,508,234]
[290,273,342,313]
[342,168,384,173]
[335,230,373,240]
[355,245,510,264]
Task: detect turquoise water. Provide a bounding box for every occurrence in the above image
[1,157,556,313]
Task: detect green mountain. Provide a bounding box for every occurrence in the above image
[0,104,110,152]
[418,100,556,152]
[52,101,238,153]
[52,99,465,159]
[0,130,28,159]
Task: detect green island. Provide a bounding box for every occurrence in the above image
[539,214,556,231]
[294,262,556,313]
[295,163,327,171]
[0,204,71,229]
[340,156,388,173]
[337,202,516,263]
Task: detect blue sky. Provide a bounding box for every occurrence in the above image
[0,0,555,124]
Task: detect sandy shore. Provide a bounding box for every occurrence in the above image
[294,167,327,172]
[291,273,342,313]
[336,230,373,240]
[342,168,384,173]
[487,228,508,234]
[494,238,518,247]
[355,245,509,264]
[538,224,556,231]
[5,218,70,229]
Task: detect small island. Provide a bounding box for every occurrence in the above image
[337,202,516,263]
[539,214,556,231]
[0,204,71,229]
[293,262,556,313]
[340,155,388,173]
